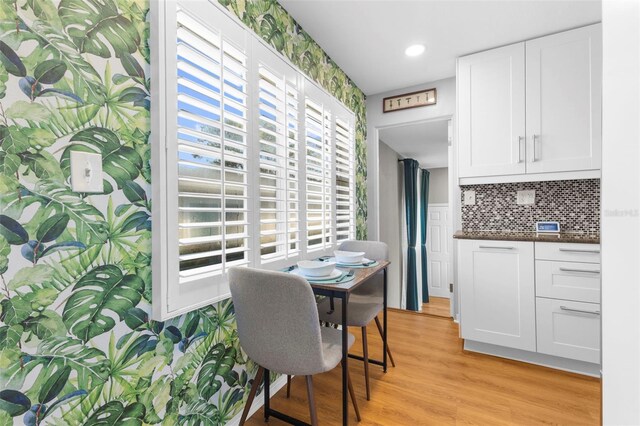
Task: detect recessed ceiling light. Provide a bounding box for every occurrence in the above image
[405,44,425,57]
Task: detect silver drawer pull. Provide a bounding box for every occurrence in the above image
[479,245,515,250]
[558,248,600,254]
[558,267,600,274]
[560,306,601,315]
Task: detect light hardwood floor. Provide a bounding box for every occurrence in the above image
[422,296,451,318]
[245,310,600,425]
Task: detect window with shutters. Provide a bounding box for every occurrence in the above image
[152,1,356,320]
[153,1,251,319]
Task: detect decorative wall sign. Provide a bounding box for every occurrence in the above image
[383,88,437,113]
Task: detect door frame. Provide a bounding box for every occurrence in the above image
[370,114,459,316]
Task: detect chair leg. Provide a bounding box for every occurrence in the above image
[347,368,362,422]
[286,375,291,398]
[305,375,319,426]
[361,327,371,401]
[239,366,264,426]
[374,316,396,367]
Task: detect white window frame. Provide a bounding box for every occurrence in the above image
[151,0,356,320]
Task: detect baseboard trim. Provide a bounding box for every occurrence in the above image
[464,340,601,377]
[227,374,288,426]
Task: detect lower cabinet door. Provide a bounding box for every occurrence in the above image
[459,240,536,351]
[536,298,601,363]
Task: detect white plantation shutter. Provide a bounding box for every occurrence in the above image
[256,67,301,262]
[335,116,355,241]
[254,40,301,266]
[176,10,249,280]
[285,84,301,256]
[305,95,334,252]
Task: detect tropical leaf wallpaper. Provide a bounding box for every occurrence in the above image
[0,0,367,425]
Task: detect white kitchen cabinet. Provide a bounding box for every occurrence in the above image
[526,25,602,173]
[536,298,601,364]
[457,24,602,183]
[459,240,536,351]
[458,238,601,372]
[458,43,526,178]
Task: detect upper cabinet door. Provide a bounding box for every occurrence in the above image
[525,24,602,173]
[458,43,526,178]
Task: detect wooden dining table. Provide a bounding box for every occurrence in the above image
[262,260,391,426]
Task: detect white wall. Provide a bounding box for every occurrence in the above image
[602,1,640,424]
[428,167,449,204]
[366,77,456,240]
[378,141,403,309]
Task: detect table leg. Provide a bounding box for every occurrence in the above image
[341,292,349,426]
[383,267,388,373]
[264,368,270,422]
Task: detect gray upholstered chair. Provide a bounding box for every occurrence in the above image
[316,240,396,401]
[230,267,361,425]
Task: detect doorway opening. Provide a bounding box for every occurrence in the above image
[377,117,453,319]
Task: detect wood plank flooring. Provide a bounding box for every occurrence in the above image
[245,310,600,425]
[422,296,451,318]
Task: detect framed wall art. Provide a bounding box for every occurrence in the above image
[383,88,437,113]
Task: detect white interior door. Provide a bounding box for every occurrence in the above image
[426,204,451,298]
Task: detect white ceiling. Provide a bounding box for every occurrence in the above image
[379,120,449,169]
[278,0,601,95]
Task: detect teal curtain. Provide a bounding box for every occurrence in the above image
[402,159,420,311]
[420,169,430,303]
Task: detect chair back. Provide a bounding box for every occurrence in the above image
[339,240,389,297]
[339,240,389,262]
[229,267,326,375]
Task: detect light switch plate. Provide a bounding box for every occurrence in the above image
[70,151,103,193]
[463,190,476,206]
[517,190,535,205]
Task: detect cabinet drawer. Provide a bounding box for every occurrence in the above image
[536,298,600,364]
[535,242,600,264]
[535,260,600,303]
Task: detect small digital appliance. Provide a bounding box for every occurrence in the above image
[536,221,560,233]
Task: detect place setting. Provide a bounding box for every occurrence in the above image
[286,259,355,284]
[319,250,380,268]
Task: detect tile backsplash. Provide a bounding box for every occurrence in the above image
[460,179,600,233]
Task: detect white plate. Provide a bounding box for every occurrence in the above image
[293,269,342,281]
[332,257,372,266]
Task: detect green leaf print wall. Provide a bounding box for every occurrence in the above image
[0,0,367,424]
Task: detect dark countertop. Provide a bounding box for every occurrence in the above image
[453,230,600,244]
